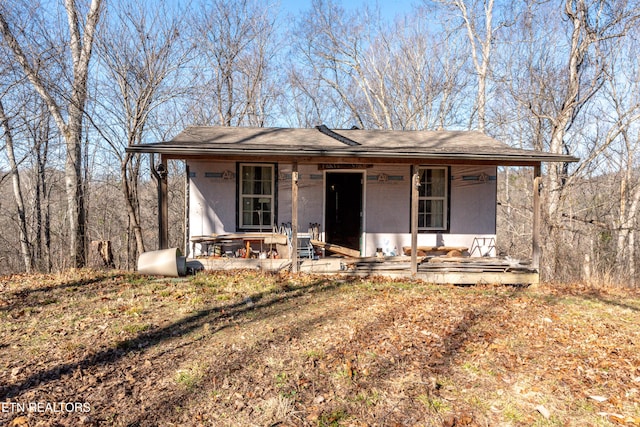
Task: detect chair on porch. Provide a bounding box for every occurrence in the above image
[278,222,316,260]
[469,237,496,257]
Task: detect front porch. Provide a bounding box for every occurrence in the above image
[188,254,539,285]
[127,126,578,285]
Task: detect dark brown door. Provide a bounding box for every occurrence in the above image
[325,172,362,250]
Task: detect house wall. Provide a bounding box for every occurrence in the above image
[188,161,324,256]
[188,160,237,238]
[363,165,496,257]
[188,160,497,257]
[276,164,324,230]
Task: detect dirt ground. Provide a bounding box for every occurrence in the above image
[1,270,639,426]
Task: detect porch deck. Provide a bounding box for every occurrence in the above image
[188,255,539,285]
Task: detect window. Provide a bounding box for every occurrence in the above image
[239,164,275,230]
[418,167,448,231]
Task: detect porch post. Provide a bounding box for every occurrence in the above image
[184,163,190,257]
[532,163,542,269]
[411,165,419,275]
[151,153,169,250]
[159,155,169,249]
[291,161,299,273]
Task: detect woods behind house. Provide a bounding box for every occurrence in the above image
[0,0,639,285]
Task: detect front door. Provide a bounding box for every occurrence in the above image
[325,172,363,251]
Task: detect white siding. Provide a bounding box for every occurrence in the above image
[188,161,236,238]
[450,166,497,234]
[276,164,324,231]
[363,165,497,257]
[188,160,498,257]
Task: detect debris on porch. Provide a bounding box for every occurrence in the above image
[402,246,469,257]
[311,239,360,258]
[189,252,538,285]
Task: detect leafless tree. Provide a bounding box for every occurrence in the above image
[189,0,277,127]
[0,0,103,267]
[602,33,640,284]
[291,0,469,130]
[540,1,638,229]
[0,98,33,272]
[93,0,192,266]
[429,0,504,131]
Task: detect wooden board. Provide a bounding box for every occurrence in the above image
[311,240,360,258]
[403,246,468,256]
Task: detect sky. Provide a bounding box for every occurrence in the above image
[278,0,417,21]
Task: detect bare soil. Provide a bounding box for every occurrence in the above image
[1,270,639,426]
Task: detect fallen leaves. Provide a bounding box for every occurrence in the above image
[1,272,639,426]
[598,413,640,426]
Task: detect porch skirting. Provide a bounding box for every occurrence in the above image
[187,256,539,285]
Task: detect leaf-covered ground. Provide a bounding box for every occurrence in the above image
[1,270,639,426]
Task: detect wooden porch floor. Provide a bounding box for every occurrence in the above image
[188,255,539,285]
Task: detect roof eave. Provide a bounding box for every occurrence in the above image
[125,144,578,164]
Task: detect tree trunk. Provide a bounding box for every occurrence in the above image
[89,240,114,269]
[0,0,102,268]
[121,152,146,264]
[454,0,494,132]
[0,100,34,272]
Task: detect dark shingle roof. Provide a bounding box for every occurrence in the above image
[126,126,578,164]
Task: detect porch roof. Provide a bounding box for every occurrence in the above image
[126,125,578,165]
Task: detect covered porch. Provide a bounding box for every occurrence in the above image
[126,126,577,285]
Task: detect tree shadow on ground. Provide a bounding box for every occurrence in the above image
[0,271,126,313]
[124,284,528,426]
[539,284,640,313]
[580,290,640,312]
[0,275,352,400]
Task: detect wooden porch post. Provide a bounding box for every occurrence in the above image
[291,162,299,273]
[532,163,542,269]
[411,165,420,275]
[184,163,190,257]
[159,155,169,249]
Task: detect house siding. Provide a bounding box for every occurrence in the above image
[363,165,496,257]
[188,160,497,257]
[188,160,236,237]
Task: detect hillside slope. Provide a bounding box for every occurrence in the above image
[1,271,639,426]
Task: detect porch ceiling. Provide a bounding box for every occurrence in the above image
[126,125,579,165]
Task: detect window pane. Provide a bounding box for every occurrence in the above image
[242,165,272,196]
[240,165,274,228]
[419,168,446,197]
[430,169,445,197]
[418,176,446,229]
[431,200,443,227]
[418,170,426,197]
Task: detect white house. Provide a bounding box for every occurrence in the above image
[128,125,577,283]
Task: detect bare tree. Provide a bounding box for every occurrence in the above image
[493,0,640,280]
[541,1,639,229]
[190,0,277,127]
[0,0,103,267]
[0,98,33,272]
[604,33,640,284]
[431,0,500,131]
[30,100,54,272]
[93,0,192,266]
[291,0,469,130]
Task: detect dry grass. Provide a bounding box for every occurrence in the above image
[1,270,639,426]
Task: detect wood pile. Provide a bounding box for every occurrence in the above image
[402,246,468,257]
